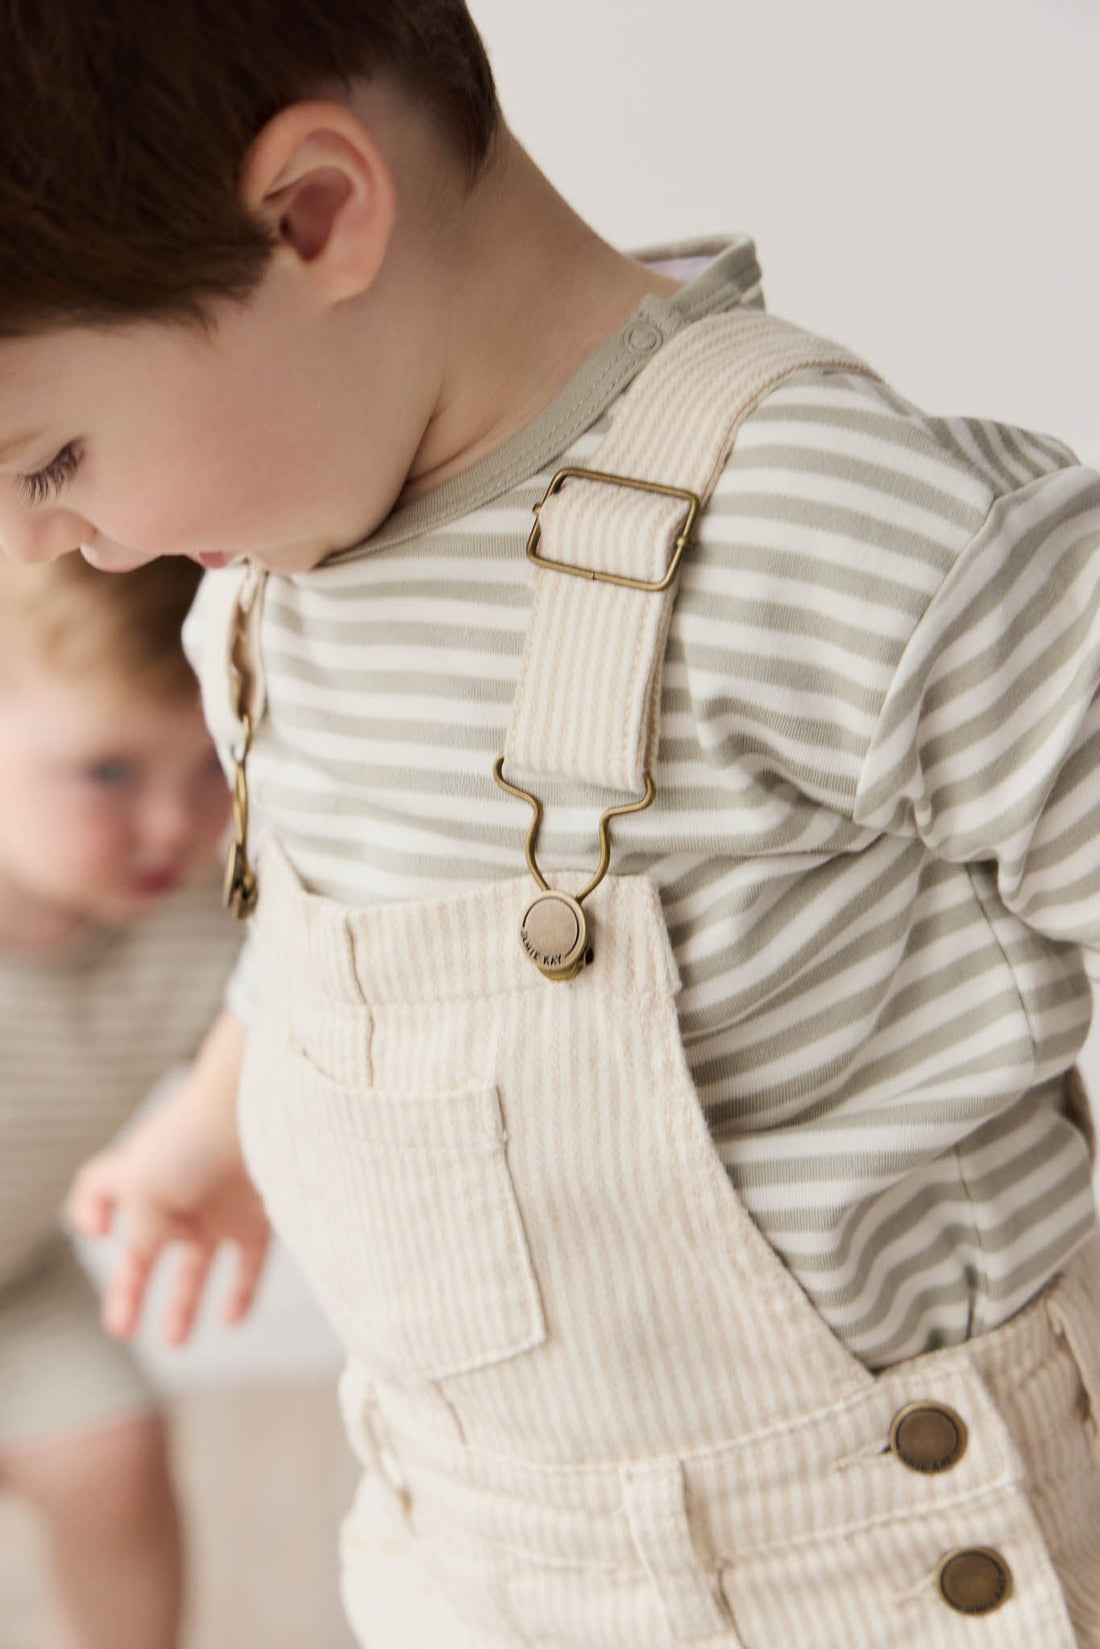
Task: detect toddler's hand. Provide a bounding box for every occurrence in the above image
[67,1012,269,1345]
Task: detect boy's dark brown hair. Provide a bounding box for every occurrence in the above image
[0,1,499,336]
[0,555,204,699]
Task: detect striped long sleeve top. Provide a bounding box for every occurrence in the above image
[188,237,1100,1368]
[0,875,240,1288]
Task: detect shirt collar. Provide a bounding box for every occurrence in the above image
[322,235,762,564]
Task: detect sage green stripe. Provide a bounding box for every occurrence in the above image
[723,442,988,533]
[707,489,966,574]
[747,388,985,485]
[963,417,1023,493]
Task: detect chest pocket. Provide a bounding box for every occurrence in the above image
[255,1040,547,1383]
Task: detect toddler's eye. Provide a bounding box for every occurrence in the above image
[18,441,82,506]
[86,759,136,788]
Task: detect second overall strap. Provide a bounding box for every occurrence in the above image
[223,561,269,919]
[497,308,881,978]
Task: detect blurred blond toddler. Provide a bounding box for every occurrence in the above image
[0,555,258,1649]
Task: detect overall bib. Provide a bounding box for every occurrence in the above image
[229,313,1100,1648]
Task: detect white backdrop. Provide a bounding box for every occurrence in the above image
[470,0,1099,450]
[81,0,1100,1384]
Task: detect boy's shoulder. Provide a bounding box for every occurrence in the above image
[0,871,238,1081]
[98,871,241,992]
[726,350,1079,513]
[702,343,1086,594]
[77,870,242,1047]
[69,870,242,995]
[675,337,1098,814]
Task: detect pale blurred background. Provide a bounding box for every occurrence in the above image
[1,0,1097,1644]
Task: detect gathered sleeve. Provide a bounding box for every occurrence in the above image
[854,463,1100,949]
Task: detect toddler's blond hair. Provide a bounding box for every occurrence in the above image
[0,555,203,699]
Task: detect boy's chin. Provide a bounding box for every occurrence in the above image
[79,541,160,575]
[75,874,188,923]
[80,541,236,574]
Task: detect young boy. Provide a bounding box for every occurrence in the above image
[1,3,1098,1644]
[0,553,259,1649]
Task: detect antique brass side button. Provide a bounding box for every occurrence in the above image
[520,891,592,982]
[938,1548,1012,1616]
[223,838,258,921]
[223,712,258,920]
[889,1401,968,1474]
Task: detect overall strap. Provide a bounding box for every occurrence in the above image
[504,308,881,795]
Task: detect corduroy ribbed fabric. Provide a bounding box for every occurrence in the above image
[506,310,877,792]
[239,839,1100,1647]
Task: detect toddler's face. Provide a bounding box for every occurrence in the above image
[0,670,230,923]
[0,259,414,577]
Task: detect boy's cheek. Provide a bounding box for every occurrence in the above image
[83,460,227,562]
[99,439,294,562]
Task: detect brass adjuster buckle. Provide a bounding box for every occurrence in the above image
[493,756,656,981]
[526,466,701,593]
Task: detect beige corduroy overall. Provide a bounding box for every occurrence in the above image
[231,312,1100,1648]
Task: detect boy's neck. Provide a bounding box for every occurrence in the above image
[399,133,683,503]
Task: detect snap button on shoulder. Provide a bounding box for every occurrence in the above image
[889,1401,968,1473]
[938,1549,1012,1615]
[625,321,662,354]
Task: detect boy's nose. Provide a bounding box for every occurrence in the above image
[142,787,202,863]
[0,503,92,564]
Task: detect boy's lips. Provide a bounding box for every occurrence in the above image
[130,866,183,897]
[193,551,229,570]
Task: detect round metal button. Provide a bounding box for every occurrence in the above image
[520,891,590,981]
[624,321,662,355]
[889,1401,968,1474]
[938,1548,1012,1616]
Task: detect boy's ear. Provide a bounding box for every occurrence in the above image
[238,102,397,302]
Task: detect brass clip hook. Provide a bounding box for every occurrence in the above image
[492,757,655,980]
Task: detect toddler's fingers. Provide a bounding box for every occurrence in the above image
[66,1157,119,1238]
[101,1206,176,1338]
[222,1229,272,1326]
[161,1244,214,1346]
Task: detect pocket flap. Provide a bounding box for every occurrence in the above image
[274,1049,547,1383]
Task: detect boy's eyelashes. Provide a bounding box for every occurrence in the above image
[17,440,82,506]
